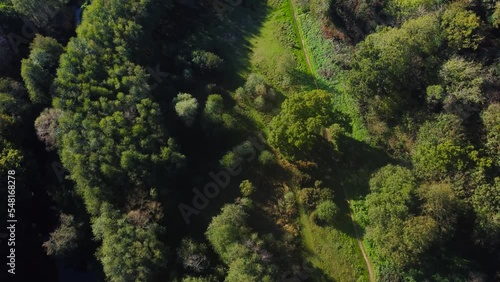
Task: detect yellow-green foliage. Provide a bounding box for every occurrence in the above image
[388,0,438,18]
[441,3,484,50]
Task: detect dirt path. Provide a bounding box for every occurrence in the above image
[341,188,375,282]
[289,0,319,89]
[325,128,375,282]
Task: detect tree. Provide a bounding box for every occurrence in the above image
[472,178,500,248]
[205,204,249,262]
[366,165,416,226]
[258,150,274,166]
[418,182,460,236]
[225,253,273,282]
[438,57,485,115]
[412,114,472,180]
[269,90,336,160]
[203,94,224,122]
[177,238,210,273]
[298,185,334,211]
[50,2,182,280]
[365,165,445,269]
[183,276,218,282]
[493,2,500,28]
[441,3,483,50]
[21,35,64,105]
[315,200,338,224]
[482,104,500,166]
[192,50,223,73]
[0,78,29,119]
[220,141,255,169]
[11,0,69,27]
[239,180,255,197]
[402,216,438,261]
[92,204,167,282]
[173,93,199,126]
[365,165,419,268]
[205,203,275,281]
[43,214,81,257]
[34,108,62,151]
[0,140,24,175]
[348,14,442,122]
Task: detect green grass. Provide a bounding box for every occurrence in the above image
[291,3,372,142]
[299,208,370,282]
[249,0,316,95]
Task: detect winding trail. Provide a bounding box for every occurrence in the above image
[288,0,319,89]
[341,187,375,282]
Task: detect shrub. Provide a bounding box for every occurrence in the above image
[240,180,255,197]
[192,50,223,73]
[173,93,199,126]
[34,108,63,151]
[177,238,210,273]
[299,187,334,211]
[258,150,274,166]
[43,214,81,257]
[315,200,338,224]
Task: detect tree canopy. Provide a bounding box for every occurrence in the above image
[269,90,336,160]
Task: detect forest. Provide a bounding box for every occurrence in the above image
[0,0,499,281]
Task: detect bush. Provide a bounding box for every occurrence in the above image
[173,93,199,126]
[315,200,338,224]
[34,108,63,151]
[192,50,223,73]
[441,4,484,50]
[240,180,255,197]
[177,238,210,273]
[43,214,81,257]
[258,150,274,166]
[299,187,334,211]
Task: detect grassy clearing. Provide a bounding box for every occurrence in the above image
[249,0,317,95]
[299,207,369,282]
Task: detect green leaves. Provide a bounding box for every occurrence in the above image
[412,114,472,180]
[206,204,275,281]
[93,203,167,282]
[269,90,336,160]
[441,3,484,50]
[348,13,442,121]
[173,93,199,126]
[482,103,500,166]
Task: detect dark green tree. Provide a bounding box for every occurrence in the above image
[269,90,336,160]
[12,0,69,26]
[21,35,64,105]
[412,114,472,180]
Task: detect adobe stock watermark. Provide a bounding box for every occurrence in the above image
[147,64,168,89]
[0,4,62,54]
[178,136,266,224]
[51,161,69,183]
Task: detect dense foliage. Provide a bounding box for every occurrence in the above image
[1,0,498,280]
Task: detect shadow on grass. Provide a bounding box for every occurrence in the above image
[299,251,337,282]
